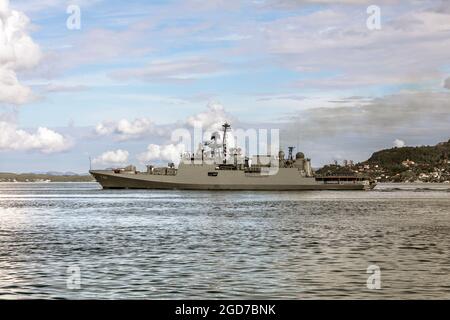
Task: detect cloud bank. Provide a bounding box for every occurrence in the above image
[95,118,163,141]
[186,102,234,131]
[110,57,224,82]
[0,0,41,105]
[0,120,70,153]
[93,149,129,166]
[0,0,71,154]
[286,92,450,140]
[137,143,185,165]
[94,102,234,142]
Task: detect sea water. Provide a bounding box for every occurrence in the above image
[0,182,449,299]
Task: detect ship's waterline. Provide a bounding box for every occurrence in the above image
[89,168,373,191]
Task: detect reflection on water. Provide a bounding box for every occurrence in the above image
[0,182,449,299]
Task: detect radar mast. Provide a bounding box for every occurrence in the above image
[288,146,295,160]
[222,122,231,163]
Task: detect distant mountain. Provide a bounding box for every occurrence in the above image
[28,171,82,176]
[365,139,450,168]
[360,139,450,182]
[317,139,450,183]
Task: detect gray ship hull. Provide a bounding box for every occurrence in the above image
[90,167,375,191]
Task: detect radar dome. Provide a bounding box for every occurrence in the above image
[295,152,305,159]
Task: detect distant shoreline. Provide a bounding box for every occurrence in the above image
[0,172,94,183]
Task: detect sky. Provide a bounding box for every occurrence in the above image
[0,0,450,173]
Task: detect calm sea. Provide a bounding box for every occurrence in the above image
[0,182,449,299]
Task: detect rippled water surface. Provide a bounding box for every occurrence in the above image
[0,182,449,299]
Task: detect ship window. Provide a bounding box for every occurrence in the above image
[208,172,218,177]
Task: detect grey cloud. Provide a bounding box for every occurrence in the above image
[109,57,225,83]
[256,95,308,102]
[284,92,450,140]
[327,96,371,103]
[43,84,89,93]
[256,2,450,90]
[23,24,155,80]
[258,0,402,10]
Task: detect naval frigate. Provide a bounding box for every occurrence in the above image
[90,123,376,191]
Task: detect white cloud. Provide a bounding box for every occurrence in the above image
[0,0,42,104]
[393,139,405,148]
[137,143,185,165]
[0,120,71,153]
[115,118,153,136]
[94,102,235,142]
[186,102,234,131]
[95,122,113,136]
[95,117,164,140]
[93,149,129,165]
[0,1,71,155]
